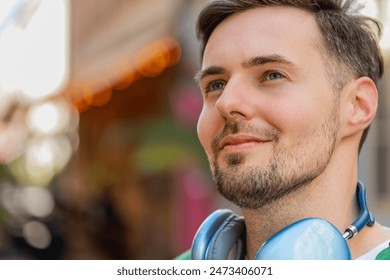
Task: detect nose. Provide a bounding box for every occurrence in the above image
[215,77,255,120]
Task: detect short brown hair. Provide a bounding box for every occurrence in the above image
[196,0,384,152]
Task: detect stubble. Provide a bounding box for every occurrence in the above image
[210,102,340,210]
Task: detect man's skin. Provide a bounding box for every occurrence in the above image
[195,6,390,259]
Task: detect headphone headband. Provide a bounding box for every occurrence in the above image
[344,181,375,239]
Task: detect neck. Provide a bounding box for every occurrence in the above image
[242,144,359,259]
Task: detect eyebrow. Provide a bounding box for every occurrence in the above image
[194,65,227,84]
[194,54,299,84]
[241,54,298,69]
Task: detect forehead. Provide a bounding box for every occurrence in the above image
[203,6,324,69]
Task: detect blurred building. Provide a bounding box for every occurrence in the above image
[0,0,389,260]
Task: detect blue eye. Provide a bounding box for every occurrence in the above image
[266,71,285,80]
[205,80,226,92]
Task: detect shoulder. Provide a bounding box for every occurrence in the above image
[357,226,390,260]
[174,249,191,260]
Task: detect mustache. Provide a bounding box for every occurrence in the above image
[211,121,280,153]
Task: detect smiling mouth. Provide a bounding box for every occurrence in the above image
[219,135,270,152]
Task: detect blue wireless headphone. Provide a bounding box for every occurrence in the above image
[191,181,375,260]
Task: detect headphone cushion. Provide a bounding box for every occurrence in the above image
[206,213,246,259]
[191,209,246,260]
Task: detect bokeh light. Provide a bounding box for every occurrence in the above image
[27,100,73,134]
[135,37,181,78]
[25,136,72,174]
[0,0,69,102]
[20,186,55,218]
[0,185,24,218]
[22,220,52,249]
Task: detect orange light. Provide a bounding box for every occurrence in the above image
[135,41,170,78]
[73,96,90,113]
[82,78,113,107]
[64,37,182,109]
[90,87,113,107]
[162,37,181,67]
[107,61,139,91]
[134,37,181,78]
[64,84,90,113]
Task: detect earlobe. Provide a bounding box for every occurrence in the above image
[346,77,378,134]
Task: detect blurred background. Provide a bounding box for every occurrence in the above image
[0,0,389,260]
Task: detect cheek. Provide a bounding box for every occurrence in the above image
[263,97,306,130]
[268,101,322,145]
[197,107,220,157]
[278,101,334,142]
[196,110,211,151]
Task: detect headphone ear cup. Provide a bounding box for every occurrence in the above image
[255,218,351,260]
[191,209,246,260]
[206,213,246,259]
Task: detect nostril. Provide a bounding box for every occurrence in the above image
[230,110,246,117]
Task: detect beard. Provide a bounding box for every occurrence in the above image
[210,102,340,210]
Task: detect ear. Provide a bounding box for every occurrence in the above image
[344,77,378,136]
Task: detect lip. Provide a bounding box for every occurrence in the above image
[219,134,270,151]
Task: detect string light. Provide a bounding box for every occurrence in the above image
[67,36,181,113]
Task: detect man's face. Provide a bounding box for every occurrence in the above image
[196,7,342,209]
